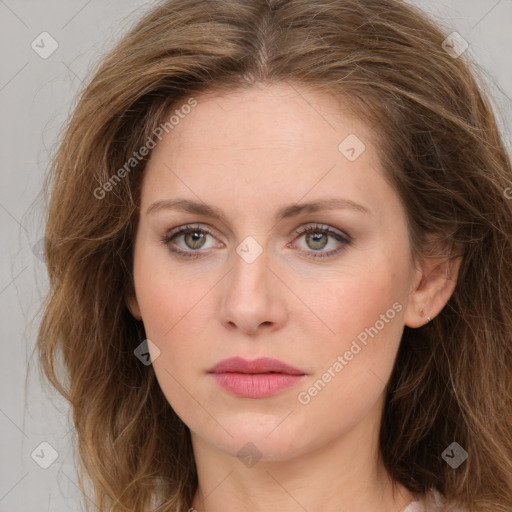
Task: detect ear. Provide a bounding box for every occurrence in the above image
[404,250,462,328]
[126,291,142,321]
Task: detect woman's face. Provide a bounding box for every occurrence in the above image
[128,82,424,462]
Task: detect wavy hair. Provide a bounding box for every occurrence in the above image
[37,0,512,510]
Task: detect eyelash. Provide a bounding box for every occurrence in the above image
[160,223,351,260]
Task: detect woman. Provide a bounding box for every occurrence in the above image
[37,0,512,511]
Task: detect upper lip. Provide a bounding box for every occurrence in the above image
[208,357,306,375]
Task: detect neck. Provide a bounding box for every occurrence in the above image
[189,417,414,512]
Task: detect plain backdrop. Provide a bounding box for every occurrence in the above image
[0,0,511,510]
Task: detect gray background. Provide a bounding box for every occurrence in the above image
[0,1,511,510]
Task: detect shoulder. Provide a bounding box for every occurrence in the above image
[403,489,468,512]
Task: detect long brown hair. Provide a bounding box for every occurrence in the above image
[37,0,512,510]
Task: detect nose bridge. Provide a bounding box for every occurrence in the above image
[218,234,287,334]
[230,235,269,300]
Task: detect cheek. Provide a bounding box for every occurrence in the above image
[133,243,213,340]
[132,248,215,405]
[295,261,406,410]
[306,262,406,354]
[135,263,209,423]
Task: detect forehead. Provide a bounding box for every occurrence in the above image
[141,82,397,222]
[160,82,375,155]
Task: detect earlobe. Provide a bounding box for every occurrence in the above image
[404,254,462,328]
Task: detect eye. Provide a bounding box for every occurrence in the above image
[290,224,351,259]
[161,224,219,259]
[161,223,351,260]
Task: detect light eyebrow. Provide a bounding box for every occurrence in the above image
[146,197,372,222]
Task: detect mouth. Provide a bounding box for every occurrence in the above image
[207,356,307,398]
[208,356,305,375]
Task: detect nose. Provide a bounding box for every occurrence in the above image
[217,240,288,336]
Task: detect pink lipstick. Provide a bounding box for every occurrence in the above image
[207,356,306,398]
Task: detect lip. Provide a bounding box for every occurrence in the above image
[208,356,305,375]
[208,357,307,398]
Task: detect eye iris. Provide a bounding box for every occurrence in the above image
[184,231,206,249]
[306,231,328,250]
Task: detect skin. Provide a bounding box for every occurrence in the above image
[127,81,461,512]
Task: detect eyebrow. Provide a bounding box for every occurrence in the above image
[146,197,372,222]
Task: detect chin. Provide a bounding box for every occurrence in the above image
[192,418,308,463]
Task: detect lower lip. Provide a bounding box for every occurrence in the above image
[210,372,305,398]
